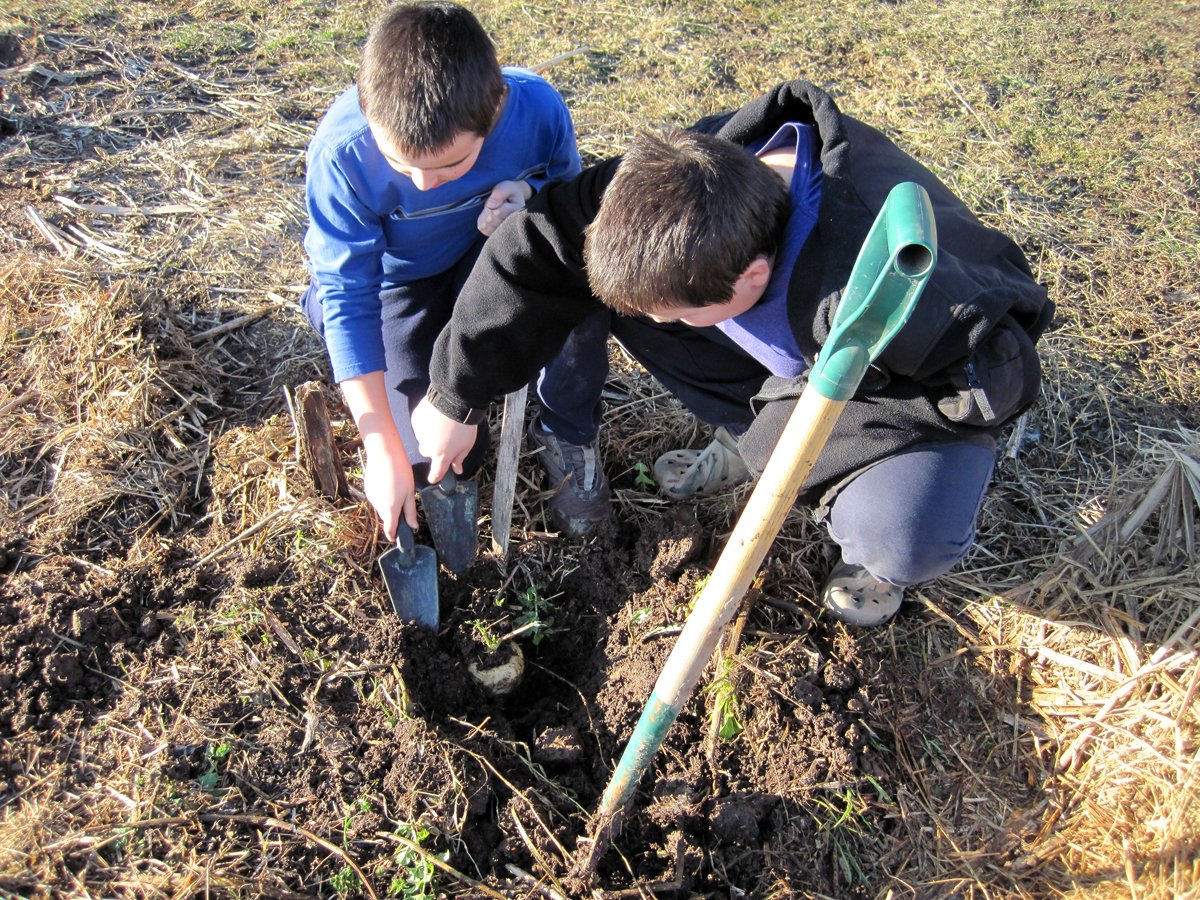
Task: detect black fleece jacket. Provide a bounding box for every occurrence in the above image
[428,80,1053,502]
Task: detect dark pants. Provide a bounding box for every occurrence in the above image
[610,315,995,585]
[303,239,610,478]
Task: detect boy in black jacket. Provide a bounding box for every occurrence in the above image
[413,80,1052,627]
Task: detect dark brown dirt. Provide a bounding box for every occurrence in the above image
[0,194,884,894]
[1,471,884,896]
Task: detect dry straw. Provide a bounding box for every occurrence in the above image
[2,1,1199,897]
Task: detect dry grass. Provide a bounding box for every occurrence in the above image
[2,0,1199,896]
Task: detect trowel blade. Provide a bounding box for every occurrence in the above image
[420,473,478,576]
[378,522,439,629]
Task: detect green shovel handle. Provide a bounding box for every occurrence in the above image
[807,181,936,401]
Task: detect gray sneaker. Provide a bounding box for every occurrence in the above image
[527,421,612,537]
[821,561,904,627]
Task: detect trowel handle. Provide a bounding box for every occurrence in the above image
[395,520,416,558]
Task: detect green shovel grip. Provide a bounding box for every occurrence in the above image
[807,182,937,401]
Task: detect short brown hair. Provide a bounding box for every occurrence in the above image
[358,2,504,155]
[584,128,791,316]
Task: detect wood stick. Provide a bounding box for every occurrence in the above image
[294,382,351,500]
[491,384,528,559]
[191,309,270,342]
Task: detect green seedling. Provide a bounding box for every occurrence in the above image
[366,677,407,728]
[389,822,442,899]
[471,619,501,653]
[515,585,559,646]
[97,829,128,865]
[340,796,376,850]
[811,787,871,885]
[681,574,711,617]
[923,735,950,765]
[330,865,360,896]
[213,599,264,637]
[164,21,254,59]
[196,740,233,791]
[633,460,656,490]
[706,665,743,742]
[863,773,892,804]
[631,606,651,626]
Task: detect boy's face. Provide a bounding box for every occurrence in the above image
[371,124,486,191]
[646,255,773,327]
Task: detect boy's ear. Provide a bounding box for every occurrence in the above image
[744,255,773,289]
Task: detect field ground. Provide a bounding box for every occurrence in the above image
[1,0,1198,897]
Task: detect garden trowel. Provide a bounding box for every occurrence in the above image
[378,520,439,629]
[419,471,478,576]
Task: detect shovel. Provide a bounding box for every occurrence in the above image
[586,181,939,852]
[378,520,440,629]
[419,471,478,576]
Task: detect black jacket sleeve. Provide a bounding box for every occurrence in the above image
[426,158,620,421]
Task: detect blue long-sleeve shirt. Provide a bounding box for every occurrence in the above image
[303,68,581,382]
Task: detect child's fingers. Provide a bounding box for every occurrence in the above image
[426,453,449,485]
[380,511,397,543]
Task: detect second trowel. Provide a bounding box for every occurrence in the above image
[419,471,478,576]
[378,520,440,629]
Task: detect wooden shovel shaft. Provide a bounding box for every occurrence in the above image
[599,386,846,817]
[491,385,528,558]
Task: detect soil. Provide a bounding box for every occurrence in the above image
[0,456,884,896]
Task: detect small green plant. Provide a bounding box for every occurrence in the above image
[96,828,129,865]
[340,796,376,847]
[707,672,743,742]
[923,735,950,765]
[388,822,442,899]
[631,606,651,626]
[164,21,254,60]
[213,599,266,639]
[366,677,407,728]
[196,740,233,791]
[470,619,501,652]
[514,585,558,645]
[330,865,360,896]
[632,460,657,489]
[682,574,711,616]
[811,787,871,885]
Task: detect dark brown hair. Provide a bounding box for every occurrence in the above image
[358,2,504,155]
[584,128,791,315]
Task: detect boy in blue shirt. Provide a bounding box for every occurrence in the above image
[301,1,608,546]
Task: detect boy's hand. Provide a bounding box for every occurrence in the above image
[412,398,478,484]
[339,372,419,543]
[363,443,418,543]
[477,180,532,236]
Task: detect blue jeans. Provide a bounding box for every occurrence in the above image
[823,442,995,585]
